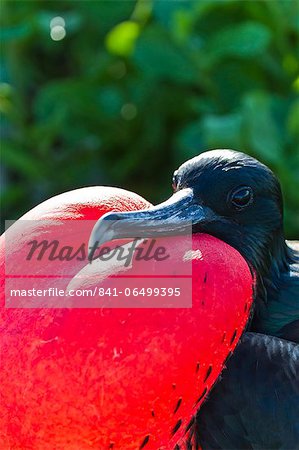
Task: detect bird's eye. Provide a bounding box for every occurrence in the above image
[172,171,178,191]
[228,186,253,210]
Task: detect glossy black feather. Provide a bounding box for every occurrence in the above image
[171,150,299,449]
[193,333,299,450]
[259,241,299,342]
[173,150,299,339]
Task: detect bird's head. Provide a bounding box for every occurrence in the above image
[170,149,286,275]
[89,150,291,311]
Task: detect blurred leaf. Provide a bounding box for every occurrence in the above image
[242,91,283,164]
[134,26,198,83]
[202,113,243,148]
[0,23,32,40]
[266,0,299,34]
[153,0,195,28]
[0,82,13,114]
[97,87,124,117]
[282,54,299,76]
[0,82,13,97]
[1,143,45,179]
[33,80,100,121]
[287,99,299,138]
[210,61,266,109]
[77,1,136,32]
[206,21,271,63]
[131,0,153,25]
[176,120,204,158]
[293,76,299,93]
[106,21,140,57]
[0,185,24,208]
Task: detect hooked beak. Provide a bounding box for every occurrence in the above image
[88,188,212,262]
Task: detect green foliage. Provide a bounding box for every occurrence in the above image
[106,21,140,56]
[1,0,299,237]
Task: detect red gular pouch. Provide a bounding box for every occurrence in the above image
[0,187,254,450]
[1,186,151,307]
[65,234,254,449]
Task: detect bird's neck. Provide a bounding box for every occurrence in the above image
[264,232,291,284]
[252,230,297,337]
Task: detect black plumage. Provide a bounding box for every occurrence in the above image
[169,150,299,449]
[193,333,299,450]
[88,149,299,449]
[169,150,299,342]
[171,151,299,449]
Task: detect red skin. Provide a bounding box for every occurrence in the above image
[0,187,253,449]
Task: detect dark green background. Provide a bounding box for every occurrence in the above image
[1,0,299,236]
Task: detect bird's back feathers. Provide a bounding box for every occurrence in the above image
[256,240,299,342]
[194,332,299,450]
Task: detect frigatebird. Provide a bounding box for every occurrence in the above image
[88,149,299,449]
